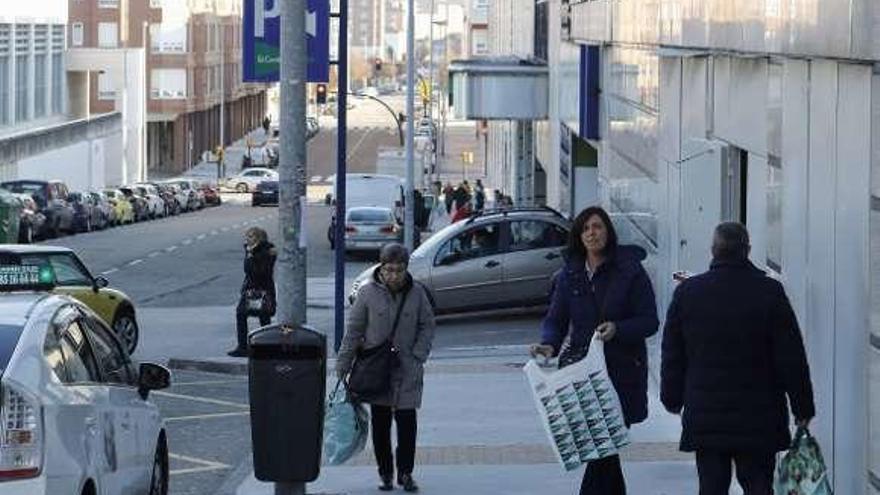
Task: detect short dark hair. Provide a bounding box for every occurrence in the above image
[568,206,618,258]
[712,222,750,261]
[379,243,410,265]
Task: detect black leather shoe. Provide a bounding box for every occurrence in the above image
[378,474,394,491]
[398,473,418,492]
[227,348,247,358]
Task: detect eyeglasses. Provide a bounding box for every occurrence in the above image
[380,264,407,275]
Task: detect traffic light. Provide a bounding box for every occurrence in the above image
[316,84,327,105]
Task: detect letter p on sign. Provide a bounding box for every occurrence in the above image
[254,0,281,39]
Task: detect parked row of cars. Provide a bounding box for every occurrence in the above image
[0,178,221,243]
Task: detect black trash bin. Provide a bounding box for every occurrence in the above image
[248,324,326,482]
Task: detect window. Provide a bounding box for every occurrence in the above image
[766,156,783,273]
[81,315,135,385]
[510,220,566,252]
[51,53,62,114]
[98,22,118,48]
[150,68,187,99]
[98,72,115,100]
[434,224,501,265]
[34,54,46,118]
[150,0,163,7]
[44,326,67,382]
[71,23,83,46]
[15,55,28,123]
[0,57,8,125]
[150,22,187,53]
[20,254,93,286]
[59,320,100,383]
[98,0,119,7]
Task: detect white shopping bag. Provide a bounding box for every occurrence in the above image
[524,338,630,472]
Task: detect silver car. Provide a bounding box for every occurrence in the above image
[344,206,403,253]
[350,207,570,313]
[225,168,279,193]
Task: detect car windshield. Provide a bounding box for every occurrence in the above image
[348,208,393,224]
[2,182,46,204]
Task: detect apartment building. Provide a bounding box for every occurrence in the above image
[0,1,123,190]
[465,0,488,57]
[69,0,267,173]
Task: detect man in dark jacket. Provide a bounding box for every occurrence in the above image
[228,227,277,357]
[661,222,815,494]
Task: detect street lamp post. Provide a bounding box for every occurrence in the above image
[142,21,149,182]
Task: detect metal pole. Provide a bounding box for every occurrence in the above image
[220,21,226,177]
[440,15,447,157]
[142,22,149,182]
[278,0,308,490]
[334,0,349,353]
[428,0,434,121]
[405,0,415,251]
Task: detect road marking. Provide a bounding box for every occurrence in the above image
[148,252,161,258]
[197,234,206,240]
[221,227,230,232]
[347,126,375,162]
[210,230,219,235]
[127,259,143,267]
[182,239,192,245]
[101,268,119,275]
[169,453,231,476]
[153,390,249,408]
[165,411,250,422]
[165,246,178,252]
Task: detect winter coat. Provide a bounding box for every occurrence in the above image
[540,245,659,425]
[660,258,815,453]
[336,270,436,409]
[241,241,277,314]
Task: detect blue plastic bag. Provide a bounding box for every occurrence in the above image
[322,380,369,465]
[774,426,833,495]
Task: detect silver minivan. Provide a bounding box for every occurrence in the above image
[350,207,571,313]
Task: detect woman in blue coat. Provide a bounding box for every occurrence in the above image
[531,206,659,495]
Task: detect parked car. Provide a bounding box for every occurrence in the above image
[225,168,278,193]
[133,184,167,218]
[349,207,571,314]
[163,180,202,210]
[118,187,150,222]
[198,181,222,206]
[14,194,46,244]
[151,183,181,214]
[0,262,169,494]
[251,179,279,206]
[68,192,104,233]
[341,206,403,254]
[0,245,143,354]
[102,189,135,225]
[156,182,190,213]
[88,191,116,227]
[0,180,75,238]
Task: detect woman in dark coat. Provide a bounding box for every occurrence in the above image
[228,227,276,357]
[531,206,659,495]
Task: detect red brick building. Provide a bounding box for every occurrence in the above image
[69,0,268,173]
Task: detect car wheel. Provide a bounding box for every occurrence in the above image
[148,434,169,495]
[112,308,139,355]
[236,183,249,193]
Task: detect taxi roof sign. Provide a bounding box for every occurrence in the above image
[0,264,56,292]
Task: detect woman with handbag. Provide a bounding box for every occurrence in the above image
[227,227,277,357]
[530,206,659,495]
[336,243,435,492]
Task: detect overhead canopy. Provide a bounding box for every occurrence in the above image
[448,57,548,120]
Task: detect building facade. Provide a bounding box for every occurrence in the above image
[0,1,123,190]
[483,1,880,492]
[69,0,267,174]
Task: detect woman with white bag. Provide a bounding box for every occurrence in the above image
[530,206,659,495]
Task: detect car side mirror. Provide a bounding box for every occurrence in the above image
[138,362,171,400]
[93,276,109,292]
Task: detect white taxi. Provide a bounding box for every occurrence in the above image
[0,264,171,495]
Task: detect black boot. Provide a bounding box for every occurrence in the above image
[378,474,394,491]
[227,348,247,357]
[398,473,418,492]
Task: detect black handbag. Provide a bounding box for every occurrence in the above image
[347,287,410,402]
[244,289,273,316]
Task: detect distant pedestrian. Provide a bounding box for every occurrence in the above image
[660,222,815,495]
[474,179,485,212]
[452,183,470,211]
[442,182,454,214]
[530,206,659,495]
[228,227,277,357]
[337,244,436,492]
[450,202,472,223]
[262,115,271,134]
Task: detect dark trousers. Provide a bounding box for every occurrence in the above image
[695,450,776,495]
[371,405,417,477]
[234,298,270,350]
[580,455,626,495]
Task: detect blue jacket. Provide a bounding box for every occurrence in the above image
[540,245,659,425]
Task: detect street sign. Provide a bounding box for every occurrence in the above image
[243,0,330,83]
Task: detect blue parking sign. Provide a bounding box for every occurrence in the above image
[243,0,330,83]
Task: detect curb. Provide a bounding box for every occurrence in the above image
[168,357,248,375]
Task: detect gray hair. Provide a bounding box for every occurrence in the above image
[379,243,410,265]
[712,222,750,261]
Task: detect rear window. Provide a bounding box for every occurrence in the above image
[348,209,393,223]
[2,183,47,203]
[0,324,25,374]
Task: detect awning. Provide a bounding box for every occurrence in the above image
[448,57,548,120]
